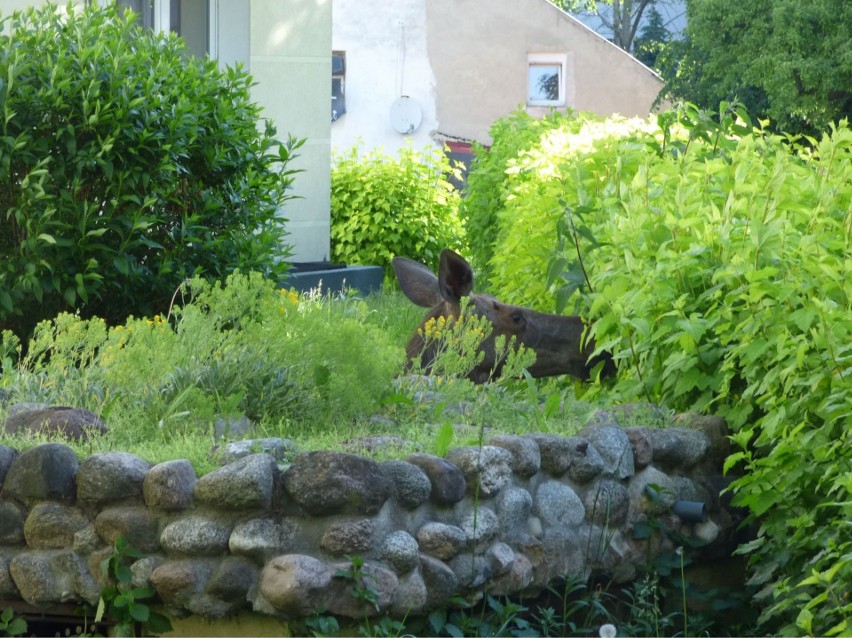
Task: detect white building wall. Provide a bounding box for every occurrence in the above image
[331,0,438,154]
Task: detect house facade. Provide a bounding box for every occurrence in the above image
[332,0,665,155]
[4,0,331,261]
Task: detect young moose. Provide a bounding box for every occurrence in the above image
[392,249,615,383]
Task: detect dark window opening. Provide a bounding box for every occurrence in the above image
[332,51,346,122]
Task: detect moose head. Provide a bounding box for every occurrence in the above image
[392,249,615,383]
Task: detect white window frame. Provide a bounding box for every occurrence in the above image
[527,53,569,107]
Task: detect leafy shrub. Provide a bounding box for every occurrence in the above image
[330,144,464,275]
[0,3,301,341]
[477,103,851,636]
[1,271,403,446]
[459,108,583,278]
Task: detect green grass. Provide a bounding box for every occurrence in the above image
[0,278,615,475]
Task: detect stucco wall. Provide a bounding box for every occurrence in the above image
[251,0,332,261]
[427,0,666,145]
[331,0,438,155]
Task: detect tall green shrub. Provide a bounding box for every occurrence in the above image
[330,144,464,275]
[0,3,301,340]
[459,108,584,278]
[480,104,852,636]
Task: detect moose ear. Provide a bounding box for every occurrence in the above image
[438,249,474,303]
[392,256,444,308]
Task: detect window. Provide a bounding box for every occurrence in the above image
[527,53,569,107]
[111,0,213,58]
[332,51,346,122]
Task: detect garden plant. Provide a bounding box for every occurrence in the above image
[0,3,301,342]
[469,103,851,636]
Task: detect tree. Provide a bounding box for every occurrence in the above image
[553,0,659,52]
[659,0,852,135]
[633,4,669,69]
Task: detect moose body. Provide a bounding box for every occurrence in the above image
[392,249,614,383]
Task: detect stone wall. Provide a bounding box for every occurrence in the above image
[0,408,737,623]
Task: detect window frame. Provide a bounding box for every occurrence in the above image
[526,53,569,108]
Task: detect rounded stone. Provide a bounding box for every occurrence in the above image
[0,500,26,545]
[194,453,277,510]
[320,518,373,555]
[487,435,541,477]
[648,428,710,468]
[419,554,458,609]
[76,452,151,506]
[229,517,302,562]
[381,531,420,575]
[444,446,514,497]
[283,451,392,516]
[416,522,467,560]
[459,506,499,546]
[380,460,432,509]
[580,425,635,479]
[160,516,232,555]
[582,479,630,527]
[533,481,586,529]
[405,453,466,505]
[259,554,333,616]
[143,460,196,511]
[0,446,18,485]
[3,443,79,504]
[624,428,653,469]
[24,502,90,549]
[95,506,161,552]
[3,406,107,441]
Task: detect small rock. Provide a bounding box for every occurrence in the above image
[416,522,467,560]
[3,443,79,504]
[283,451,392,516]
[160,516,232,556]
[381,531,420,575]
[445,446,514,497]
[24,502,89,550]
[258,554,333,616]
[320,518,373,555]
[487,435,541,477]
[533,481,585,528]
[3,405,107,441]
[194,453,277,510]
[405,453,466,505]
[143,459,196,511]
[380,460,432,509]
[77,452,151,506]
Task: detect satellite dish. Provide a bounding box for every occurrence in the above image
[390,96,422,135]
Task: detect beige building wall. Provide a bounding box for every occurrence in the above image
[250,0,332,261]
[426,0,665,144]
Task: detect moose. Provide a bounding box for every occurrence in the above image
[392,249,615,383]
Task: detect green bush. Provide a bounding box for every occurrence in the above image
[0,3,301,341]
[459,108,581,279]
[478,104,852,636]
[1,271,403,446]
[330,143,464,275]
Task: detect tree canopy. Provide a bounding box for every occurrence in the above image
[660,0,852,135]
